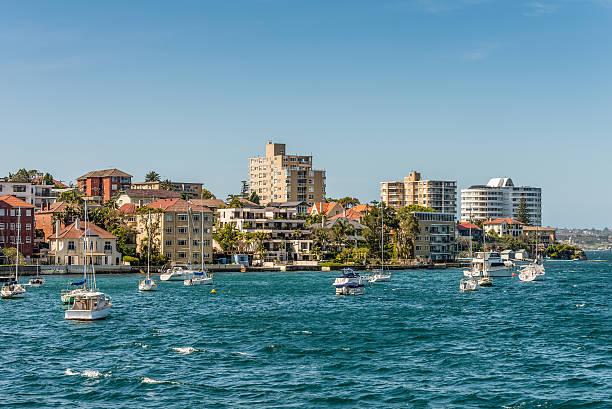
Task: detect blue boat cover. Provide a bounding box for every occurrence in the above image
[145,279,151,284]
[194,271,204,276]
[71,279,86,286]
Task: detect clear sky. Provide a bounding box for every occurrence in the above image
[1,1,610,228]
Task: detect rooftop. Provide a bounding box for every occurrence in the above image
[484,217,523,225]
[0,195,36,208]
[51,220,116,240]
[147,198,211,213]
[77,169,132,180]
[119,189,181,199]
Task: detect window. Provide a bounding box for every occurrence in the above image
[193,240,199,246]
[178,239,187,246]
[165,240,173,246]
[193,228,199,234]
[26,224,31,230]
[178,252,187,259]
[0,223,3,230]
[112,184,117,190]
[178,227,187,234]
[68,241,75,250]
[178,214,188,222]
[26,236,31,244]
[204,216,210,222]
[10,209,15,216]
[112,176,117,182]
[165,252,172,259]
[10,236,15,244]
[166,215,173,222]
[192,215,199,222]
[0,237,3,243]
[204,240,211,246]
[0,209,4,216]
[193,252,199,259]
[104,241,112,251]
[165,227,172,234]
[10,223,15,230]
[25,209,31,216]
[308,194,314,200]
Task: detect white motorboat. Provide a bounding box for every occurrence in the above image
[333,269,365,296]
[29,263,45,287]
[464,252,514,277]
[2,206,26,299]
[65,291,112,320]
[160,265,195,281]
[460,278,478,292]
[139,212,158,291]
[65,201,112,321]
[184,271,213,286]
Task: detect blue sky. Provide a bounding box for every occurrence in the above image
[1,1,610,228]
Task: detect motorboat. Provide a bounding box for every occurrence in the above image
[463,252,514,278]
[65,291,112,320]
[478,276,493,287]
[160,264,195,281]
[518,262,545,282]
[184,271,213,286]
[139,212,158,291]
[333,268,365,296]
[460,278,478,292]
[61,279,88,304]
[1,280,26,299]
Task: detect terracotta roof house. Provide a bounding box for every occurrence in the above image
[483,218,524,237]
[48,220,122,265]
[35,201,80,240]
[0,195,36,257]
[309,202,345,218]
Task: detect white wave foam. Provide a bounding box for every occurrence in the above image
[342,347,351,351]
[81,370,103,378]
[234,351,253,356]
[64,368,78,376]
[576,304,585,307]
[141,377,179,385]
[172,347,197,354]
[135,342,150,348]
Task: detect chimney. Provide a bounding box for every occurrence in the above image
[75,219,80,230]
[55,220,60,239]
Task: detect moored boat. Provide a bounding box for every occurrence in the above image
[333,268,365,296]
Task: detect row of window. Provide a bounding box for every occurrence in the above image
[164,239,212,247]
[165,214,209,222]
[0,209,33,217]
[164,227,212,234]
[0,223,32,231]
[66,241,113,251]
[0,236,32,244]
[166,252,211,260]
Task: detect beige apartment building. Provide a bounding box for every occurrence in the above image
[131,181,203,199]
[249,142,326,205]
[137,198,214,265]
[381,171,457,214]
[412,212,456,262]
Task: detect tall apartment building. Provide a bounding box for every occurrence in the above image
[131,181,203,199]
[380,171,457,214]
[249,142,326,205]
[460,177,542,226]
[413,212,456,262]
[0,195,36,257]
[77,169,132,203]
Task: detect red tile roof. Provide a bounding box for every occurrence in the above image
[310,202,344,216]
[51,221,116,240]
[118,203,137,214]
[0,195,35,208]
[38,201,76,214]
[483,217,523,225]
[458,222,481,230]
[77,168,132,180]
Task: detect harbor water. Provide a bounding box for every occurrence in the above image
[1,253,610,408]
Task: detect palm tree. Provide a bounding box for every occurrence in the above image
[145,171,161,182]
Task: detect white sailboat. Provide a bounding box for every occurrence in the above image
[65,201,112,320]
[194,197,213,285]
[1,206,26,299]
[519,226,546,282]
[139,212,158,291]
[184,205,205,286]
[29,262,45,287]
[478,223,493,287]
[369,203,391,283]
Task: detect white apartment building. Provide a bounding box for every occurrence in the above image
[217,206,314,263]
[0,181,60,209]
[249,142,326,205]
[460,177,542,226]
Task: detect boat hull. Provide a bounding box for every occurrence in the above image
[139,281,157,291]
[160,272,194,281]
[65,305,111,320]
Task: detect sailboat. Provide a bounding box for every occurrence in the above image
[1,206,27,299]
[519,226,546,282]
[139,211,158,291]
[65,201,112,320]
[184,205,205,286]
[29,261,45,287]
[478,223,493,287]
[194,198,213,285]
[369,203,391,283]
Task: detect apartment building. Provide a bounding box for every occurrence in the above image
[249,142,326,205]
[145,198,214,265]
[460,177,542,226]
[217,206,314,263]
[131,181,203,199]
[115,189,181,208]
[381,171,457,214]
[483,217,524,237]
[0,195,36,257]
[523,226,556,248]
[48,220,122,265]
[77,169,132,203]
[412,212,456,262]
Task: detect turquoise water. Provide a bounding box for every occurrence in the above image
[1,253,610,408]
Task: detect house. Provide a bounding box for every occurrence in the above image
[0,195,36,257]
[328,204,371,224]
[145,198,214,265]
[115,189,181,208]
[35,201,80,240]
[48,220,122,265]
[131,181,204,199]
[500,249,515,261]
[483,218,524,237]
[76,168,132,203]
[456,222,483,242]
[523,226,556,248]
[309,202,344,218]
[267,201,309,215]
[515,249,529,260]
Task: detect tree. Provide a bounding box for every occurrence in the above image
[311,226,330,259]
[516,197,531,226]
[248,232,270,262]
[248,191,260,204]
[145,171,161,182]
[57,190,84,205]
[41,173,54,185]
[337,197,360,208]
[2,248,25,265]
[240,180,249,198]
[395,207,421,259]
[160,179,172,190]
[362,202,398,262]
[201,188,215,200]
[330,219,355,251]
[226,194,244,208]
[8,169,38,182]
[214,223,241,253]
[405,204,437,213]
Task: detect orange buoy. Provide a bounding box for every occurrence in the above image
[512,273,516,276]
[211,289,216,293]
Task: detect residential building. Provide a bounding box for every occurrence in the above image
[145,198,214,265]
[115,189,182,208]
[0,195,36,257]
[328,204,372,223]
[456,222,483,242]
[523,226,556,248]
[0,179,63,209]
[309,202,345,218]
[381,171,457,213]
[412,212,456,262]
[48,220,122,265]
[267,201,309,215]
[249,142,326,205]
[217,206,314,263]
[460,177,542,226]
[35,201,79,240]
[76,169,132,203]
[0,181,34,205]
[131,181,203,199]
[483,217,524,237]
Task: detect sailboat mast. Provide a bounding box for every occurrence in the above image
[200,195,204,272]
[468,209,473,259]
[15,206,20,281]
[187,204,192,268]
[381,203,384,269]
[83,201,88,289]
[147,211,151,279]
